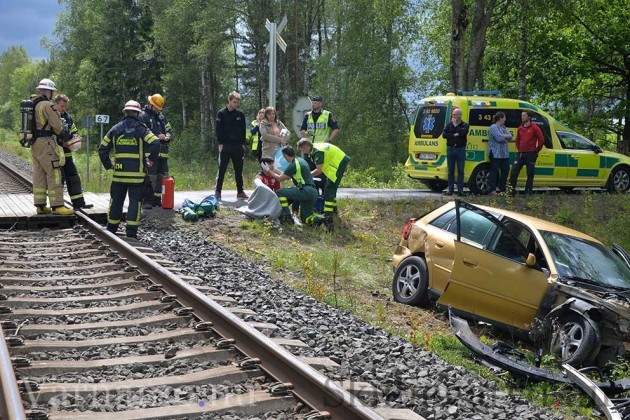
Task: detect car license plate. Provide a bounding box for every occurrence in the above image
[418,153,437,160]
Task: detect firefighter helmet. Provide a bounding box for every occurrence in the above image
[123,100,142,113]
[37,78,57,91]
[147,94,165,110]
[65,137,82,152]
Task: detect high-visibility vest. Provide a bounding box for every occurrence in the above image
[247,120,261,151]
[312,143,347,182]
[306,110,331,143]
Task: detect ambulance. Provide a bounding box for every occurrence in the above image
[405,92,630,194]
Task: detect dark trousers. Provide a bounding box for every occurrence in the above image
[107,182,143,236]
[446,146,466,194]
[144,157,168,204]
[509,152,538,194]
[489,155,510,193]
[61,153,86,207]
[215,143,245,193]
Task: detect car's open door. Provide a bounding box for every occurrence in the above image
[437,201,549,330]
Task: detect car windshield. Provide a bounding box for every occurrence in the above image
[540,231,630,289]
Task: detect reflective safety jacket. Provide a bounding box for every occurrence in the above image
[139,106,173,158]
[311,143,349,183]
[284,157,315,188]
[306,110,331,143]
[247,120,261,151]
[99,116,159,184]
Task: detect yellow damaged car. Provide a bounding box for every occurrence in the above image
[392,200,630,367]
[405,92,630,194]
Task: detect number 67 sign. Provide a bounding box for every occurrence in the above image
[95,114,110,124]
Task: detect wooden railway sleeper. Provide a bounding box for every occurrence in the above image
[237,356,261,370]
[268,381,294,395]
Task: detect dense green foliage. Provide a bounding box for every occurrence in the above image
[0,0,629,181]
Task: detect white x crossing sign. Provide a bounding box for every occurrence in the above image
[265,16,287,54]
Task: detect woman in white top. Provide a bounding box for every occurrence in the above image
[259,106,290,159]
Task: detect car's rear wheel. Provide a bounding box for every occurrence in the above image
[392,256,430,307]
[468,164,491,195]
[548,313,600,367]
[607,166,630,193]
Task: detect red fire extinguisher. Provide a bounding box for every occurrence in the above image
[162,176,175,209]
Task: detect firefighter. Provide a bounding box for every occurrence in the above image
[140,93,173,209]
[247,108,265,161]
[297,139,350,220]
[262,145,326,226]
[31,79,74,215]
[54,95,93,210]
[99,100,159,238]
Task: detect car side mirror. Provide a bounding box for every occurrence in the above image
[525,253,537,267]
[592,145,602,154]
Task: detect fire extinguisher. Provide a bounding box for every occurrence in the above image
[162,176,175,209]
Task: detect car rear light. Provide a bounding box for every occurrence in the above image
[401,219,416,240]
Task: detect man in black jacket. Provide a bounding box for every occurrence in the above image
[214,91,248,201]
[442,108,469,196]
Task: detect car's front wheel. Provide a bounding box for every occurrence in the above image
[548,313,600,367]
[392,256,430,307]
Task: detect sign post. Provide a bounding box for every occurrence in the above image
[81,116,93,182]
[95,115,110,190]
[265,16,287,108]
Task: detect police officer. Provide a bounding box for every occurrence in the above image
[99,100,159,238]
[263,145,326,226]
[140,93,173,208]
[31,78,74,215]
[54,94,93,210]
[247,108,265,161]
[297,139,350,222]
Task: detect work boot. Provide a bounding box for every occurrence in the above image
[153,197,162,207]
[74,203,94,210]
[324,218,334,232]
[214,192,222,201]
[279,214,294,225]
[142,200,153,210]
[36,206,52,215]
[52,206,75,216]
[236,191,249,200]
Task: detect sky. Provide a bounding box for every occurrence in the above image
[0,0,63,60]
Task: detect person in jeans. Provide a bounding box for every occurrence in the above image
[509,111,545,196]
[442,108,469,196]
[488,111,513,195]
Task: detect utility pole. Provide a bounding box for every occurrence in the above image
[266,16,287,108]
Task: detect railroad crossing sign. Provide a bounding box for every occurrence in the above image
[266,16,287,108]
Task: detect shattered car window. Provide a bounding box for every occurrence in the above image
[541,231,630,289]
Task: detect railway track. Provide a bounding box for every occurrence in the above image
[0,159,31,194]
[0,160,415,420]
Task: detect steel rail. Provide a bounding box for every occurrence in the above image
[77,212,385,420]
[0,327,27,420]
[0,160,32,193]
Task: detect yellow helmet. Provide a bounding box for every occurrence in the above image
[147,94,165,110]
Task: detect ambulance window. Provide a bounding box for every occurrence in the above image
[556,131,594,150]
[530,113,552,149]
[468,109,521,128]
[414,105,447,139]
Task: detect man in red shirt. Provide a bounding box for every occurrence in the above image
[509,111,545,195]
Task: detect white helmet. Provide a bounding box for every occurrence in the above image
[123,100,142,112]
[36,78,57,91]
[65,137,82,152]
